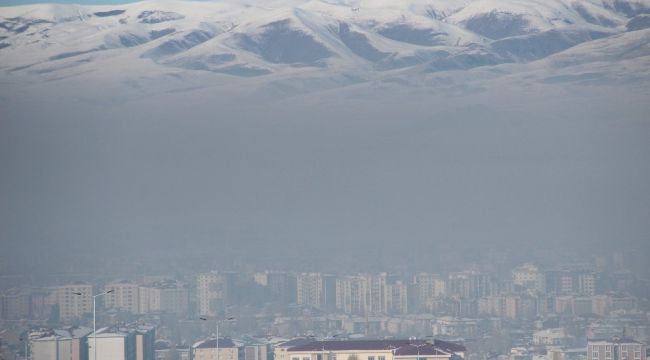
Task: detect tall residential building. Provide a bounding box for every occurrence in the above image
[369,273,387,314]
[587,337,646,360]
[198,272,233,316]
[268,272,297,304]
[546,267,597,295]
[54,283,93,323]
[296,273,325,309]
[448,271,493,299]
[386,280,408,315]
[30,327,92,360]
[413,273,446,311]
[191,338,238,360]
[577,272,597,296]
[336,275,369,315]
[105,281,139,314]
[512,264,545,293]
[138,280,189,316]
[0,288,32,320]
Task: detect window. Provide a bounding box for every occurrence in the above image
[594,352,599,358]
[304,357,311,360]
[418,357,427,360]
[292,357,300,360]
[369,356,375,360]
[379,356,386,360]
[606,352,611,358]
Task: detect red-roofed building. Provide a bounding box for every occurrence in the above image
[285,339,465,360]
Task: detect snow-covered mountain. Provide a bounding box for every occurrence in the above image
[1,0,649,98]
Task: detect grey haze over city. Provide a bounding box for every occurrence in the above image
[0,0,650,359]
[0,0,650,273]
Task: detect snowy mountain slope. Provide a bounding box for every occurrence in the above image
[0,0,649,97]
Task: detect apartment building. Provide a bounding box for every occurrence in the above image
[587,337,646,360]
[197,272,233,316]
[54,283,93,323]
[138,280,189,316]
[30,327,92,360]
[105,281,139,314]
[87,327,136,360]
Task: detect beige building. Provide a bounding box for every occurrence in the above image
[0,288,32,320]
[198,272,231,316]
[105,281,139,314]
[138,281,188,316]
[54,283,92,323]
[192,338,239,360]
[588,337,646,360]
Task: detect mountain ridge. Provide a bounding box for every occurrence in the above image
[1,0,649,98]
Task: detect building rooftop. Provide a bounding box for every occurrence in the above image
[277,338,315,349]
[193,338,237,349]
[288,339,465,355]
[30,327,93,341]
[588,337,644,345]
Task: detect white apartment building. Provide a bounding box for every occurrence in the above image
[30,327,92,360]
[588,337,646,360]
[533,328,572,346]
[88,327,136,360]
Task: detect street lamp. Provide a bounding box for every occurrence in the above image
[200,316,235,360]
[74,289,114,360]
[408,341,428,360]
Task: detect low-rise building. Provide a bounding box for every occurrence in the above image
[30,327,92,360]
[192,338,238,360]
[587,337,646,360]
[285,339,466,360]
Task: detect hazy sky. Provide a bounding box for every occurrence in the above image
[1,81,649,274]
[1,0,649,274]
